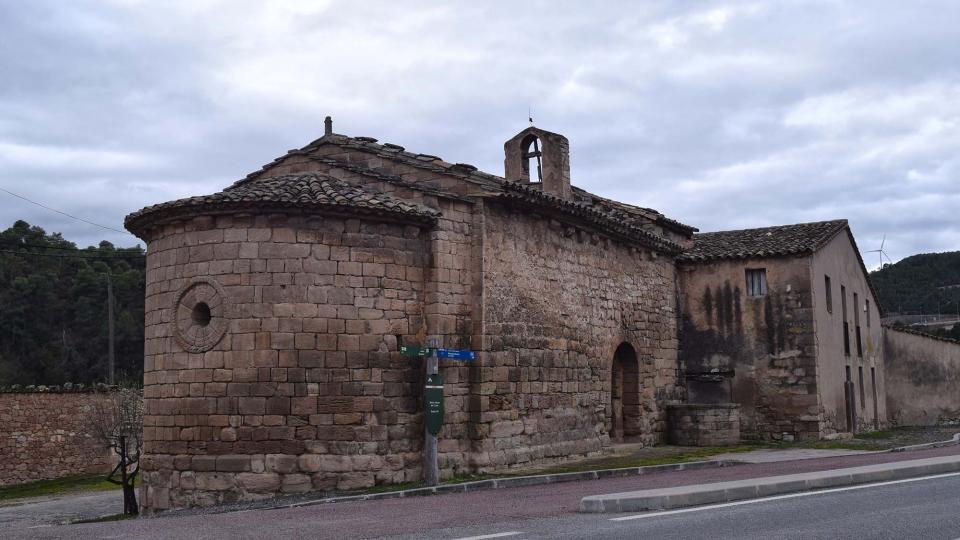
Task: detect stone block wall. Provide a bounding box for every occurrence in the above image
[0,389,114,486]
[262,144,485,478]
[139,212,432,510]
[678,257,821,441]
[476,203,682,468]
[667,403,741,446]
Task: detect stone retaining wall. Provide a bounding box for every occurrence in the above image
[884,327,960,426]
[0,389,114,486]
[667,403,741,446]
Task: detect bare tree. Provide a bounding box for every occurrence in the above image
[88,387,143,515]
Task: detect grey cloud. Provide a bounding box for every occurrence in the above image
[0,1,957,262]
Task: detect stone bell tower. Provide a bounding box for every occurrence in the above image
[504,126,572,200]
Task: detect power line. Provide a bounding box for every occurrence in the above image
[0,185,133,236]
[0,248,145,259]
[0,240,143,253]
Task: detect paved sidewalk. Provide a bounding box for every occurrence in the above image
[581,454,960,512]
[7,445,960,539]
[712,447,877,463]
[0,490,119,530]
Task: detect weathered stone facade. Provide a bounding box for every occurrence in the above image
[126,121,886,511]
[0,389,114,486]
[138,213,432,508]
[126,123,694,511]
[667,404,740,447]
[478,202,682,464]
[678,221,887,441]
[678,256,820,441]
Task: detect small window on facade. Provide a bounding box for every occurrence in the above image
[857,366,867,409]
[866,299,871,327]
[841,285,847,320]
[745,269,767,297]
[825,275,833,313]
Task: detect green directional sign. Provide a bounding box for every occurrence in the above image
[424,373,444,435]
[400,345,431,357]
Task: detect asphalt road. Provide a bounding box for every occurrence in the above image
[8,445,960,539]
[404,471,960,540]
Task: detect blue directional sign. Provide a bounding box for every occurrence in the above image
[436,349,475,361]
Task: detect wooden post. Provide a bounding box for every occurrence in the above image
[424,338,439,486]
[107,272,115,386]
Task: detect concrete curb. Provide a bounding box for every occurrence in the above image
[283,459,738,509]
[890,432,960,453]
[579,454,960,513]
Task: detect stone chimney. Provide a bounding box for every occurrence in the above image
[504,126,572,200]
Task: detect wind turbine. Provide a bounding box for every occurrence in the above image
[867,234,893,271]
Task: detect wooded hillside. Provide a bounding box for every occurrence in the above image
[870,250,960,315]
[0,220,145,385]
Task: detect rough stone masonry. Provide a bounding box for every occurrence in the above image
[125,122,696,511]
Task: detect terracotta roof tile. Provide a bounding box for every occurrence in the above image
[679,220,848,262]
[289,134,698,235]
[125,173,439,237]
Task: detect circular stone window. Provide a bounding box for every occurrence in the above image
[173,277,228,353]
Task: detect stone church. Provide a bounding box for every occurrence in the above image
[125,119,882,511]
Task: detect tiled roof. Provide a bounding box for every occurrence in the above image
[678,220,848,262]
[125,173,439,237]
[497,181,685,254]
[238,132,697,238]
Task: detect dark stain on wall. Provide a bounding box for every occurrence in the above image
[680,274,818,440]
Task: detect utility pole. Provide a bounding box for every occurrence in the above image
[107,272,115,385]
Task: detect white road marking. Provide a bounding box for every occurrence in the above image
[449,532,522,540]
[611,471,960,521]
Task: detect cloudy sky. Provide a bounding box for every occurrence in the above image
[1,1,958,266]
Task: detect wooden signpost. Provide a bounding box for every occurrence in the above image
[401,340,476,486]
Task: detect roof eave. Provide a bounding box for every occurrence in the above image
[124,200,438,241]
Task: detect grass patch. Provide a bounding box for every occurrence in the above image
[355,480,422,494]
[330,446,755,498]
[800,441,888,452]
[0,474,123,502]
[855,430,894,440]
[536,445,761,475]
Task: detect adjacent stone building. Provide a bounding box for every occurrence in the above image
[677,220,887,440]
[125,122,696,510]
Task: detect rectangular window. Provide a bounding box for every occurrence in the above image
[854,292,862,357]
[841,285,847,320]
[866,299,871,327]
[858,366,867,409]
[825,275,833,313]
[844,322,851,356]
[746,268,767,297]
[841,285,850,356]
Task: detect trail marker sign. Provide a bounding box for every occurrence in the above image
[424,373,444,435]
[436,348,476,361]
[400,345,431,357]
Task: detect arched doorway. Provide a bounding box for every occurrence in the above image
[611,342,641,442]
